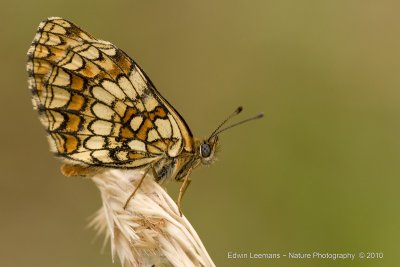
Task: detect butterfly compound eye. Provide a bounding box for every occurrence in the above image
[200,143,211,158]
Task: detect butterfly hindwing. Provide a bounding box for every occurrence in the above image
[27,17,194,168]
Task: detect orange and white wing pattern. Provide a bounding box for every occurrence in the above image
[27,17,194,168]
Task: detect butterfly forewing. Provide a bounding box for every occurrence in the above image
[27,17,194,168]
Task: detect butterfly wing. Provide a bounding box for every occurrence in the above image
[27,17,194,168]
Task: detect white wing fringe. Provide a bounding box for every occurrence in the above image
[90,169,215,267]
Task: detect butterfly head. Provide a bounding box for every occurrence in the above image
[198,136,219,165]
[197,106,263,165]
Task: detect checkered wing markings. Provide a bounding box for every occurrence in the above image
[27,17,194,168]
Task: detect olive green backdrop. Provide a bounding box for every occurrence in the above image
[1,1,399,266]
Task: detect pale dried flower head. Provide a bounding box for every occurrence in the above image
[90,169,215,267]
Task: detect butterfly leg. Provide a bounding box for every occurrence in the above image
[177,168,193,216]
[123,166,152,210]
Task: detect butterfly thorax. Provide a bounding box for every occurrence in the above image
[153,136,219,183]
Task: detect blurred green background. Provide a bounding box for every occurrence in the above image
[1,0,399,266]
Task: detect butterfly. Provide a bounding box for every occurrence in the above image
[27,17,263,214]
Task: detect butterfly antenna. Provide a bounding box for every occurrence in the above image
[208,106,243,141]
[210,112,264,139]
